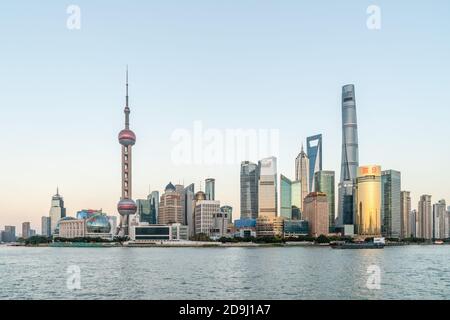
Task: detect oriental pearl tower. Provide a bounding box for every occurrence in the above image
[116,69,137,237]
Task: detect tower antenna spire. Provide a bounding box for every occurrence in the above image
[124,66,130,129]
[126,65,129,107]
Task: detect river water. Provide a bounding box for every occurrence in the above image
[0,245,448,300]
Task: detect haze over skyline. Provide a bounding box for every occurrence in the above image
[1,0,449,231]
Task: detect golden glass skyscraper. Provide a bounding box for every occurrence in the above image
[355,165,382,236]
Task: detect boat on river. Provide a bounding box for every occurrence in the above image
[331,237,385,249]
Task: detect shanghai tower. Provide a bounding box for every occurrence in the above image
[116,69,137,237]
[337,84,359,227]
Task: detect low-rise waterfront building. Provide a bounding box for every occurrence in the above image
[129,223,189,242]
[57,211,113,240]
[234,218,257,238]
[283,220,309,238]
[256,216,284,237]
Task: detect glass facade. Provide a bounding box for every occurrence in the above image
[280,175,292,219]
[338,85,359,227]
[184,184,195,235]
[291,180,301,220]
[149,191,159,224]
[205,178,215,200]
[355,165,382,236]
[234,219,257,229]
[240,161,259,219]
[41,216,51,237]
[307,134,323,192]
[135,226,170,240]
[86,214,111,234]
[314,170,335,231]
[381,170,401,238]
[258,157,278,218]
[283,220,309,237]
[137,199,153,224]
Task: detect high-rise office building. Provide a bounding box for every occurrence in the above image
[410,209,417,237]
[258,157,277,218]
[158,183,184,225]
[136,199,152,224]
[355,165,382,236]
[307,134,323,192]
[303,192,329,237]
[432,200,446,239]
[2,226,16,242]
[417,195,432,239]
[175,184,186,225]
[337,84,359,227]
[381,170,401,238]
[137,191,159,225]
[400,191,412,238]
[291,180,302,220]
[194,199,220,237]
[205,178,215,201]
[49,188,66,235]
[220,206,233,224]
[41,216,51,237]
[445,206,450,239]
[184,184,195,235]
[314,170,335,231]
[22,222,31,239]
[295,145,309,211]
[280,175,292,219]
[240,161,259,219]
[192,191,206,236]
[149,191,159,224]
[117,70,138,236]
[211,210,228,238]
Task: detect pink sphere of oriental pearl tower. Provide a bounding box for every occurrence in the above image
[116,68,137,237]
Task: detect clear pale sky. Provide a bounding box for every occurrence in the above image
[1,1,449,233]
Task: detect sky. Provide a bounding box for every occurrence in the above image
[0,0,449,233]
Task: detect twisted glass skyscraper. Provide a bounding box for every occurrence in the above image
[337,84,359,227]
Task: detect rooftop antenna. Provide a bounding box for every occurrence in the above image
[126,65,129,107]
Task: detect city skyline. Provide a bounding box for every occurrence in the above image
[1,1,450,230]
[2,80,450,234]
